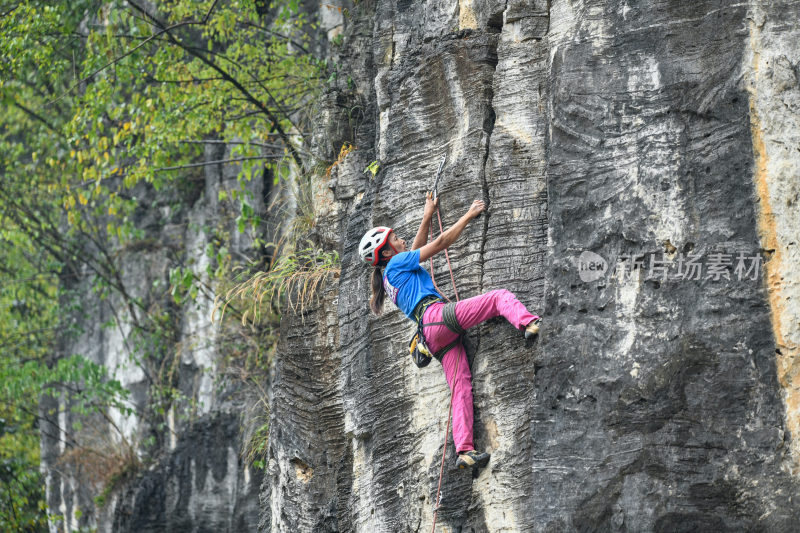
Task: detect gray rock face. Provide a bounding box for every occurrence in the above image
[264,0,800,531]
[92,412,261,533]
[112,413,260,532]
[39,0,800,531]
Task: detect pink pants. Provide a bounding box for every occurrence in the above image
[421,289,539,453]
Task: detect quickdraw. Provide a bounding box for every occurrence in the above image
[428,154,460,304]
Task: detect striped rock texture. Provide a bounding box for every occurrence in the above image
[263,0,800,531]
[39,1,800,532]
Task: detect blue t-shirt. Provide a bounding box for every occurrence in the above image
[383,249,440,320]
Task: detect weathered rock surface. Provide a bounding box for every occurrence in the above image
[263,0,800,531]
[40,0,800,531]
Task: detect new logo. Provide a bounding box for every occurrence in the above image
[575,251,609,282]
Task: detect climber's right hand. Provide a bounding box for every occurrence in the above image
[467,199,486,219]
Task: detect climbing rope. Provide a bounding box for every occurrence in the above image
[428,153,459,305]
[428,201,460,304]
[428,196,461,533]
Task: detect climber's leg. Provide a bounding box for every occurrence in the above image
[454,289,539,332]
[427,326,490,468]
[423,305,493,469]
[440,340,474,454]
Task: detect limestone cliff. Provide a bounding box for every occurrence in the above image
[264,0,800,531]
[40,0,800,532]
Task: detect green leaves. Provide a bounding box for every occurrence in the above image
[0,1,325,525]
[364,160,380,179]
[169,266,197,304]
[236,200,257,234]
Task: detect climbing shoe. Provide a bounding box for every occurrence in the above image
[524,318,541,339]
[456,450,490,469]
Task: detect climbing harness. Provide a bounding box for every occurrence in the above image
[422,301,466,363]
[408,296,465,368]
[408,296,441,368]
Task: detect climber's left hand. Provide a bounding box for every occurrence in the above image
[424,191,439,218]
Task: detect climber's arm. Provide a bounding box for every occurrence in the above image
[418,199,485,262]
[411,192,438,250]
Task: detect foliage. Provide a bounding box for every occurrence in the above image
[241,396,270,471]
[325,142,355,177]
[0,415,48,531]
[0,0,329,527]
[0,190,131,530]
[0,0,323,244]
[364,160,380,178]
[214,239,340,325]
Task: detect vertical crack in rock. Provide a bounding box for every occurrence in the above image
[479,31,501,296]
[459,0,551,529]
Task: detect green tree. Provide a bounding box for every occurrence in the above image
[0,0,325,528]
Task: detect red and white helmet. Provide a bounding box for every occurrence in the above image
[359,226,394,266]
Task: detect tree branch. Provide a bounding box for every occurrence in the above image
[236,20,310,54]
[179,139,285,149]
[46,0,222,107]
[152,155,283,173]
[13,101,57,132]
[124,0,306,172]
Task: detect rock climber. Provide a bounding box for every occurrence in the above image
[359,193,541,470]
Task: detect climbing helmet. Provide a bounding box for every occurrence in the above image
[359,226,393,266]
